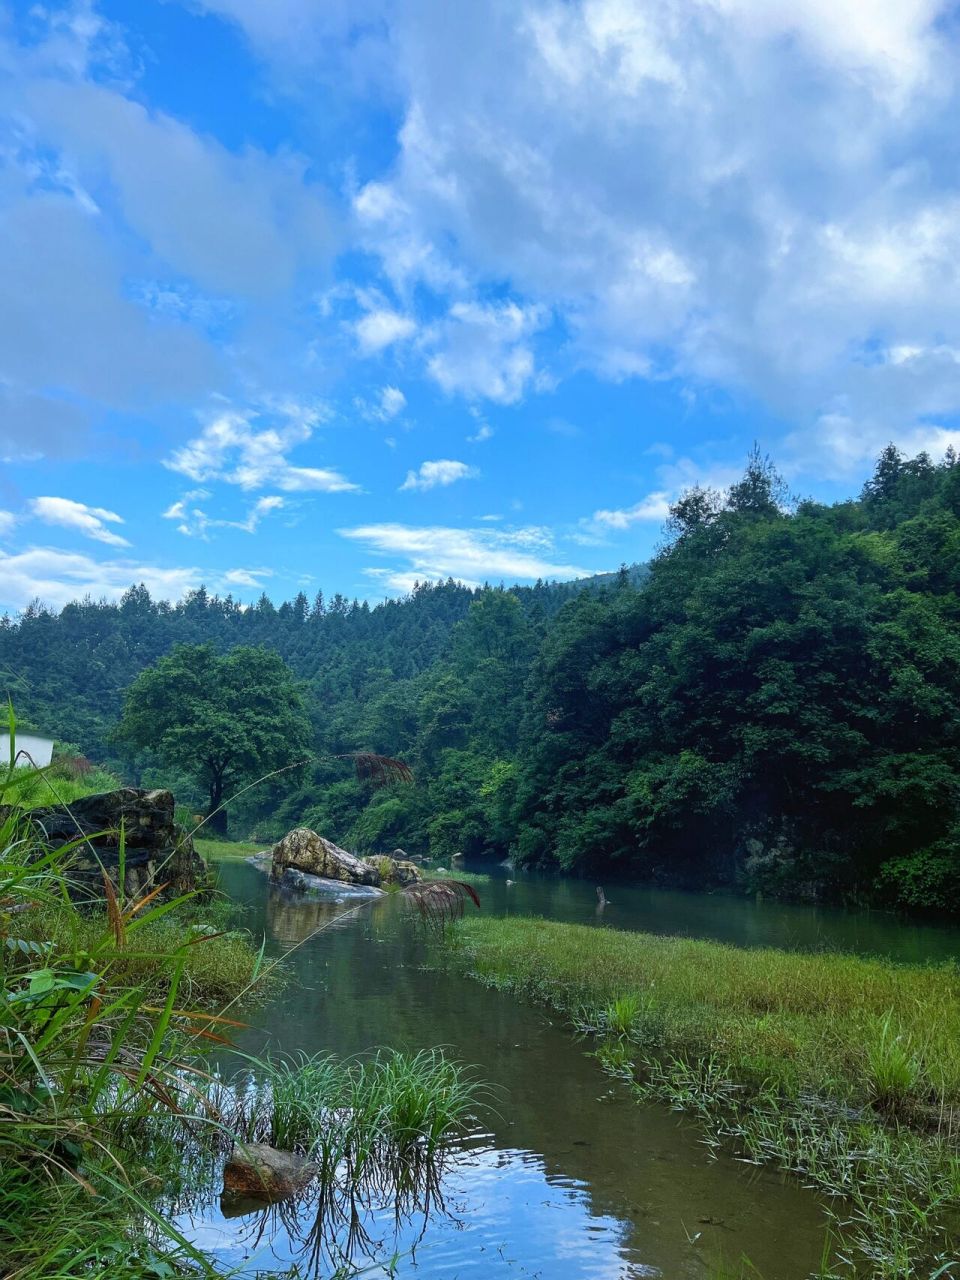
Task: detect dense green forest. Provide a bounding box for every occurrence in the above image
[4,445,960,912]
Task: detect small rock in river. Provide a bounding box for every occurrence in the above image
[222,1142,315,1203]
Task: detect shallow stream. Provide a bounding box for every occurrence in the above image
[177,862,960,1279]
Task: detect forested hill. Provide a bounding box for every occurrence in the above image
[1,570,636,759]
[4,445,960,912]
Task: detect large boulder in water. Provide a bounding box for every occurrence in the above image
[271,827,380,886]
[16,788,206,901]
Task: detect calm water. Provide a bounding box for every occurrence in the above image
[177,862,960,1279]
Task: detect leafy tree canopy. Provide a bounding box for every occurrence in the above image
[113,644,312,834]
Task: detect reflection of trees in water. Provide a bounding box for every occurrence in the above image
[155,1060,470,1278]
[264,887,363,944]
[221,1147,457,1277]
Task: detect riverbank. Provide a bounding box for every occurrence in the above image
[439,916,960,1277]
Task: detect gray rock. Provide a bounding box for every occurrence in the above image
[362,854,422,887]
[271,827,380,886]
[278,867,383,899]
[222,1142,315,1202]
[12,788,206,902]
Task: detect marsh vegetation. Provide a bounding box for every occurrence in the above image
[439,915,960,1277]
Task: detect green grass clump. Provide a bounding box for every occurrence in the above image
[231,1048,480,1159]
[17,761,122,810]
[0,725,280,1278]
[15,901,277,1006]
[439,916,960,1277]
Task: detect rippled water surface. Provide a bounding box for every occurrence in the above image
[177,862,960,1278]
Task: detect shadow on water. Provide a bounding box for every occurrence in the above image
[176,862,960,1277]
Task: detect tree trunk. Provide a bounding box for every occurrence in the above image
[208,772,228,836]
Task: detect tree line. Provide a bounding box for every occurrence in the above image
[3,444,959,911]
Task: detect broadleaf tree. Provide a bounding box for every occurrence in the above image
[114,644,312,834]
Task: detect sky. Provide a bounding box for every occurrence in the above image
[2,0,960,613]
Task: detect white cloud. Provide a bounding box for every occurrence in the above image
[339,521,597,590]
[785,414,960,479]
[22,77,336,296]
[29,496,130,547]
[222,566,273,588]
[356,385,407,422]
[355,309,417,354]
[467,410,495,444]
[165,405,358,493]
[378,385,407,419]
[399,459,478,492]
[0,511,17,538]
[589,491,673,531]
[0,546,201,612]
[335,0,960,449]
[426,301,546,404]
[163,490,285,538]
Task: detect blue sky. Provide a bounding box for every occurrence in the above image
[2,0,960,612]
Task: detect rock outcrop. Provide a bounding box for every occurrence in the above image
[271,828,380,886]
[270,828,423,891]
[17,788,206,901]
[362,853,422,887]
[222,1142,315,1202]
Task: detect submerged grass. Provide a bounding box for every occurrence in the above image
[439,916,960,1279]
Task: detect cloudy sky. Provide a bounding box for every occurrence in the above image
[2,0,960,611]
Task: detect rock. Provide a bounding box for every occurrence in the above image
[271,828,380,886]
[362,854,422,887]
[277,867,383,898]
[12,788,206,902]
[222,1142,315,1202]
[391,846,426,865]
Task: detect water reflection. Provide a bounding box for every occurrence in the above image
[176,1138,660,1279]
[184,863,857,1278]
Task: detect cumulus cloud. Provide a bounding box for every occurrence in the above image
[165,405,358,493]
[425,301,546,404]
[354,308,417,354]
[22,78,336,297]
[588,491,673,531]
[29,497,130,547]
[399,459,478,492]
[0,6,337,464]
[334,0,960,449]
[356,385,407,422]
[339,521,596,590]
[0,546,201,612]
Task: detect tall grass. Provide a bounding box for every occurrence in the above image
[439,915,960,1278]
[0,718,268,1276]
[0,713,484,1278]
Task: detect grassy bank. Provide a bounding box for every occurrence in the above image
[440,917,960,1278]
[194,836,268,861]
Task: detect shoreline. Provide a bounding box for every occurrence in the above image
[438,915,960,1276]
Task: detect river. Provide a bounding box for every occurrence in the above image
[176,860,960,1279]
